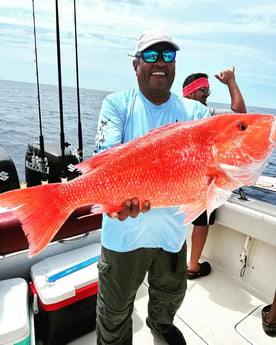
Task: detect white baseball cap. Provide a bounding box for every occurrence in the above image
[130,28,180,56]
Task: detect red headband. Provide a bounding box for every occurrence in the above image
[182,77,210,97]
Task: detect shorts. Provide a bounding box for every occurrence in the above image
[192,210,216,226]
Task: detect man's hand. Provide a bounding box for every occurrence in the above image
[214,65,246,113]
[107,199,150,221]
[214,66,235,86]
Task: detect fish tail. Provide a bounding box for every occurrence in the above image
[0,184,71,257]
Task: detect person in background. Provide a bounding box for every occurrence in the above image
[94,28,210,345]
[182,67,247,279]
[262,290,276,337]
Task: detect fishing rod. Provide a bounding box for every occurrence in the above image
[55,0,67,179]
[73,0,83,162]
[31,0,48,183]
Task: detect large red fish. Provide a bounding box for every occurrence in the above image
[0,114,275,257]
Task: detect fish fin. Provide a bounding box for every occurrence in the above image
[219,160,268,186]
[177,177,233,226]
[76,121,202,175]
[175,200,206,225]
[0,184,72,257]
[75,145,123,174]
[0,205,22,214]
[206,177,232,220]
[74,155,103,174]
[91,204,122,215]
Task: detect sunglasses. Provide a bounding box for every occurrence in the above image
[198,87,211,95]
[136,49,176,63]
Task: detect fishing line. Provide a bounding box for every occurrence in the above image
[73,0,83,162]
[31,0,47,182]
[55,0,67,178]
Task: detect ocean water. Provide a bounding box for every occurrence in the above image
[0,79,275,205]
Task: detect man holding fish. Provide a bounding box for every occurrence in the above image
[0,27,274,345]
[94,28,210,345]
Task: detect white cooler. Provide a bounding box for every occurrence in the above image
[30,242,101,345]
[0,278,31,345]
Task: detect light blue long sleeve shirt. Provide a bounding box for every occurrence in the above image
[94,89,210,253]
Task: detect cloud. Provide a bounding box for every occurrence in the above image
[232,3,276,23]
[1,0,276,107]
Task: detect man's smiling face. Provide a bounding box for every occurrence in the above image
[133,42,176,102]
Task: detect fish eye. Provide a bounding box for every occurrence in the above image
[237,121,247,131]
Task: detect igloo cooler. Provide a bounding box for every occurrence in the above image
[0,278,31,345]
[30,243,101,345]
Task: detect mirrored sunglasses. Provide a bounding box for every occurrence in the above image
[136,49,176,63]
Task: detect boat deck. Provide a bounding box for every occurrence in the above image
[65,256,273,345]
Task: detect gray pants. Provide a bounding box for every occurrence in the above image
[96,243,187,345]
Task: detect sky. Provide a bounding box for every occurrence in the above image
[1,0,276,108]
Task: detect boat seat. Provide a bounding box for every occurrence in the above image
[0,206,102,256]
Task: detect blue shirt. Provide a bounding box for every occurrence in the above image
[94,89,210,253]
